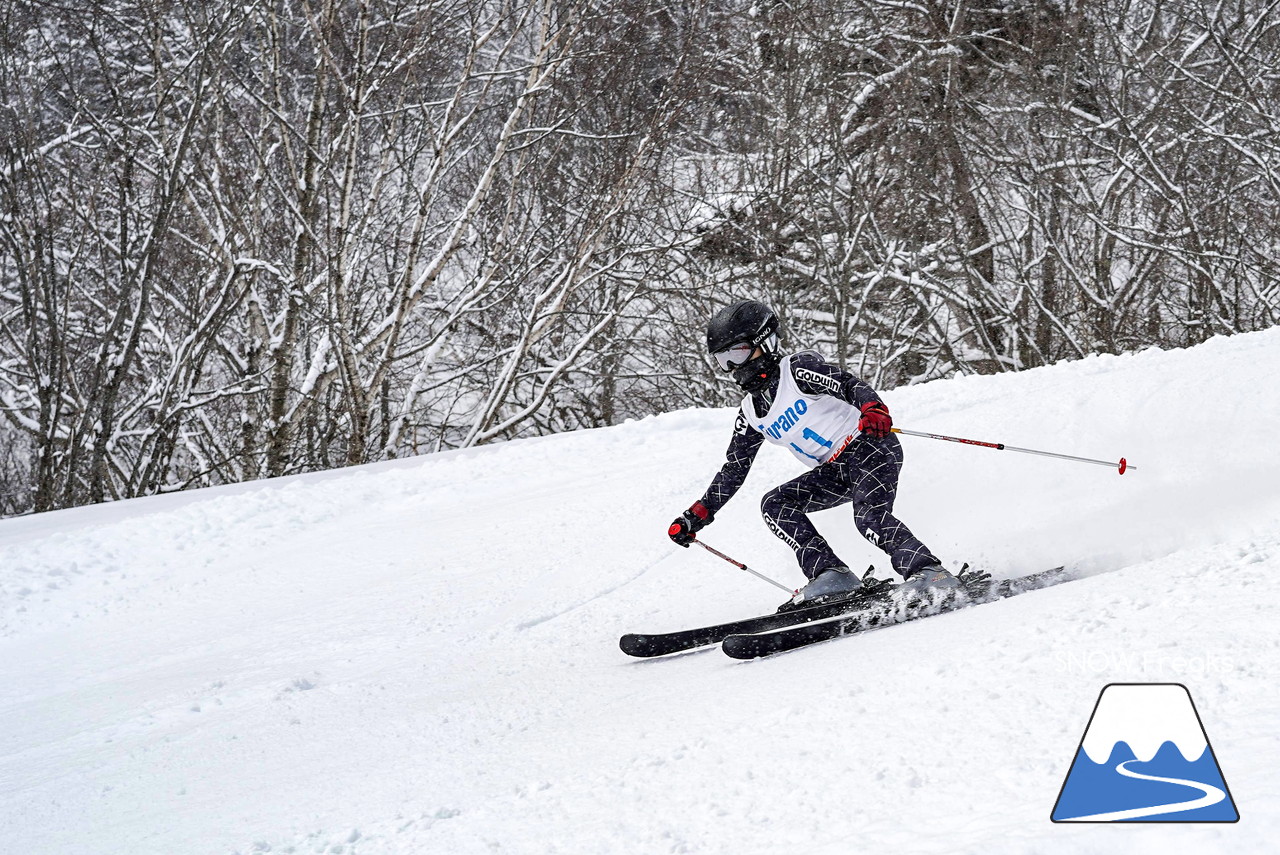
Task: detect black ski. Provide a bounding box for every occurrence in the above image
[721,566,1069,660]
[619,575,894,658]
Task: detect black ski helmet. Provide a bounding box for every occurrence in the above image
[706,300,780,354]
[705,300,782,392]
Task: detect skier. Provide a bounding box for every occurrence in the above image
[668,299,960,607]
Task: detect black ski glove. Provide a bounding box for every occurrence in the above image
[668,502,714,547]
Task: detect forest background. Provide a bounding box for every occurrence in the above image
[2,0,1277,516]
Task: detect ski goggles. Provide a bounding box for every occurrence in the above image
[712,342,756,371]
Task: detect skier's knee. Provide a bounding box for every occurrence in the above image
[763,508,801,550]
[853,506,878,532]
[761,487,784,519]
[854,508,887,547]
[760,490,797,545]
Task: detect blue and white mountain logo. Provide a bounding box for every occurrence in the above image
[1051,683,1239,822]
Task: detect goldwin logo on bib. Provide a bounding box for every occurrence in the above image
[794,367,841,396]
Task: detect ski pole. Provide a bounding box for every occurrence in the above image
[690,537,797,595]
[891,427,1134,474]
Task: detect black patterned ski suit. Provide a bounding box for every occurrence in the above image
[697,352,939,581]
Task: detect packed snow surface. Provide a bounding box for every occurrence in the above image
[3,331,1279,854]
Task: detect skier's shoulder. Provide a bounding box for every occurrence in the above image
[787,349,831,373]
[786,350,846,393]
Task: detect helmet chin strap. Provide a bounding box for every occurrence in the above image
[733,353,779,393]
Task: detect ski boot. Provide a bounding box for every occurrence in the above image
[895,563,964,605]
[781,565,862,611]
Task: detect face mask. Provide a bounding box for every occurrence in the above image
[732,353,780,393]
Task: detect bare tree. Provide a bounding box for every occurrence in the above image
[3,0,1279,517]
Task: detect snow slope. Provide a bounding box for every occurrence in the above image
[3,330,1279,854]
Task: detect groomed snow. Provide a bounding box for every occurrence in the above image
[3,330,1279,854]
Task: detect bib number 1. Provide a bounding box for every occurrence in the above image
[802,427,833,450]
[789,427,834,463]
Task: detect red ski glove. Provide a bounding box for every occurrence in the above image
[668,502,714,547]
[858,400,892,439]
